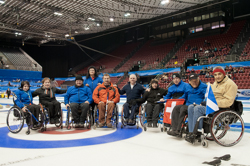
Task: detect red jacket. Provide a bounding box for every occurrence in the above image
[93,83,120,104]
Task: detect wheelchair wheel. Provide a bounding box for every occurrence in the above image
[210,110,244,147]
[6,107,24,134]
[140,105,146,127]
[86,112,92,129]
[114,105,119,128]
[55,109,63,128]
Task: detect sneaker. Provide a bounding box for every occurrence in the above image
[79,122,84,128]
[50,118,55,124]
[147,123,152,127]
[128,119,133,124]
[107,123,112,128]
[153,122,158,128]
[99,123,105,128]
[167,130,179,136]
[185,134,195,143]
[75,122,80,128]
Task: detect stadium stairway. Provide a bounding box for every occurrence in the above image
[112,40,146,73]
[230,20,250,56]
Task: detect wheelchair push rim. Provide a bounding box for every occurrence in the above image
[210,110,244,147]
[6,107,24,134]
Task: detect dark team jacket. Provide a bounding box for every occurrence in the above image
[32,87,66,103]
[136,87,168,106]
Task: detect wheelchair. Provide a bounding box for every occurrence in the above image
[184,100,244,147]
[65,105,92,130]
[120,104,142,129]
[140,104,165,132]
[6,93,45,135]
[39,102,63,131]
[92,104,119,129]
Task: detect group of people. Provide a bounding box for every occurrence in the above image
[13,65,238,143]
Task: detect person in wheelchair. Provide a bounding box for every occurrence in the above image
[33,77,67,124]
[64,75,93,128]
[92,74,120,128]
[167,73,207,137]
[185,66,238,143]
[15,81,40,128]
[163,73,188,100]
[135,79,168,127]
[117,74,145,124]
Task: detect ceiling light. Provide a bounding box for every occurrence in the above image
[96,23,100,26]
[110,18,114,22]
[75,31,78,33]
[65,34,69,37]
[88,17,95,21]
[124,12,130,17]
[161,0,169,5]
[54,12,62,16]
[85,27,89,30]
[0,0,5,4]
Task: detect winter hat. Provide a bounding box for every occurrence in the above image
[75,75,83,81]
[172,73,181,79]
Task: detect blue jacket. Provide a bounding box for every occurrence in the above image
[14,88,34,108]
[64,85,93,104]
[83,76,103,92]
[164,80,188,100]
[180,81,207,106]
[118,82,145,102]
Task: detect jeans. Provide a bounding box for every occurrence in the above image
[123,102,139,120]
[188,104,206,132]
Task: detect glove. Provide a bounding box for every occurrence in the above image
[131,100,137,106]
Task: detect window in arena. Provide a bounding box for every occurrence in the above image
[161,25,166,30]
[187,17,193,23]
[155,26,160,30]
[162,33,168,39]
[189,27,195,33]
[167,23,172,28]
[175,30,181,36]
[202,14,209,20]
[211,21,220,29]
[194,16,201,22]
[203,23,211,30]
[210,12,218,18]
[180,20,186,25]
[168,31,174,37]
[156,34,162,39]
[220,21,225,27]
[173,21,180,27]
[196,25,203,32]
[219,11,225,17]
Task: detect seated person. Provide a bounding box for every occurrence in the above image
[15,81,40,128]
[117,74,145,124]
[167,73,207,137]
[135,79,167,127]
[33,77,67,124]
[205,72,210,78]
[64,75,93,128]
[186,67,237,142]
[92,74,120,128]
[239,67,245,73]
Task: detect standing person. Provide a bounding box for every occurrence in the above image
[83,66,103,112]
[6,88,11,99]
[92,74,120,127]
[65,75,93,128]
[135,79,168,127]
[15,81,40,128]
[117,74,145,124]
[33,77,67,124]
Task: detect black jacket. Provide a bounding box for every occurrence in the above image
[32,87,66,103]
[118,82,145,103]
[136,87,168,106]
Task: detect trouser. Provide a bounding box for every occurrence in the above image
[146,103,164,123]
[188,105,206,132]
[41,100,61,119]
[7,94,10,99]
[171,105,188,131]
[25,104,40,124]
[123,102,139,120]
[98,102,115,124]
[70,103,89,123]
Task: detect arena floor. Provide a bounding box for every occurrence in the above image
[0,97,250,166]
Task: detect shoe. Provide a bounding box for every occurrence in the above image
[167,130,179,136]
[55,118,60,124]
[153,122,158,128]
[124,119,128,124]
[79,122,84,128]
[185,133,195,143]
[147,123,152,127]
[164,123,171,127]
[128,119,133,124]
[50,118,55,124]
[107,123,112,128]
[75,122,80,128]
[99,123,105,128]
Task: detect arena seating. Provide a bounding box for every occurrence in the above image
[240,38,250,61]
[117,40,175,72]
[77,42,141,75]
[166,20,246,68]
[118,77,129,89]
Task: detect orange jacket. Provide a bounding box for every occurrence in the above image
[93,82,120,104]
